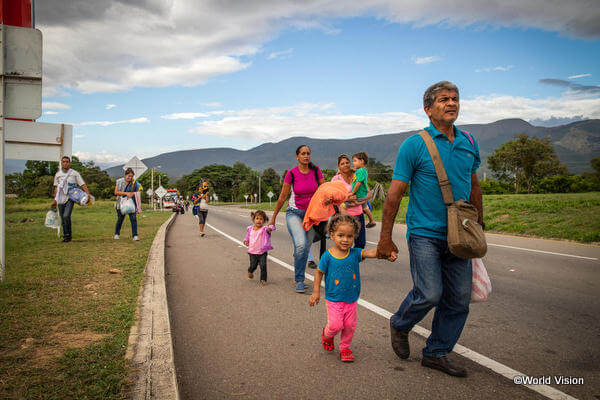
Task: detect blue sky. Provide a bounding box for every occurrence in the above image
[34,1,600,168]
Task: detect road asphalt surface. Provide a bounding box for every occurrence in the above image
[165,206,599,400]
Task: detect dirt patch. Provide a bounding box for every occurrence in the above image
[31,327,110,367]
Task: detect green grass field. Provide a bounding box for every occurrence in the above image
[0,199,172,399]
[239,192,600,243]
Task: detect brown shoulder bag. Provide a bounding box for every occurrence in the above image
[418,131,487,259]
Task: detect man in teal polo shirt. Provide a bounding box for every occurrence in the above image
[376,81,483,377]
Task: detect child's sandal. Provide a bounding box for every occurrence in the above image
[322,327,334,351]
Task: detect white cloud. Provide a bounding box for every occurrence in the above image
[267,48,294,60]
[44,111,59,115]
[106,104,116,110]
[74,134,85,139]
[460,94,600,123]
[413,55,441,65]
[188,103,428,141]
[37,1,599,95]
[475,65,514,72]
[161,112,211,120]
[73,151,128,164]
[568,73,591,79]
[78,117,150,127]
[42,101,71,110]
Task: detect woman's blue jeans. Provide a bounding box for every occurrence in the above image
[115,210,138,237]
[286,208,316,283]
[354,213,366,249]
[390,234,472,358]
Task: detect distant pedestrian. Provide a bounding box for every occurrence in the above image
[309,214,391,362]
[192,181,210,236]
[377,81,483,377]
[269,145,324,293]
[51,156,92,243]
[243,210,275,286]
[114,168,141,241]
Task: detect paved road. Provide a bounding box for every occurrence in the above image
[166,206,599,399]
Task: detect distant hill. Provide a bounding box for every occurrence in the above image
[105,118,600,178]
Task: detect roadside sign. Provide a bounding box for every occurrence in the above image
[243,194,248,200]
[123,156,147,179]
[4,120,72,161]
[146,189,154,197]
[267,191,274,199]
[155,186,167,198]
[3,25,42,119]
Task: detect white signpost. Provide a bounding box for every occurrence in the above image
[244,194,249,206]
[254,193,258,204]
[155,186,167,210]
[146,189,154,206]
[1,24,73,282]
[267,191,274,207]
[123,156,147,179]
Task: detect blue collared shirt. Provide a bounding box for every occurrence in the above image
[392,122,481,240]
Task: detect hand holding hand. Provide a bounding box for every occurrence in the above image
[243,240,249,246]
[50,200,57,209]
[376,238,398,261]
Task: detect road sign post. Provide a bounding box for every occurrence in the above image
[123,156,147,179]
[244,194,248,206]
[155,186,167,211]
[267,191,274,207]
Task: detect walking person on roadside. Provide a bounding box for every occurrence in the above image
[309,214,393,362]
[244,210,275,286]
[269,145,324,293]
[192,181,210,237]
[376,81,483,377]
[114,168,141,241]
[51,156,92,243]
[331,154,371,249]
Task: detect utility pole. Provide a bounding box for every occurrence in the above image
[258,175,261,204]
[151,168,155,210]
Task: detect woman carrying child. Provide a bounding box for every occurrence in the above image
[331,154,370,249]
[243,210,275,286]
[309,214,396,362]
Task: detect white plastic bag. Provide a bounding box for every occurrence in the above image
[471,258,492,302]
[199,198,208,210]
[45,209,61,236]
[120,197,136,214]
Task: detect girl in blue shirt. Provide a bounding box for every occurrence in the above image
[309,214,395,362]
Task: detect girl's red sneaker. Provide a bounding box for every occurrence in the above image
[322,327,334,351]
[340,348,354,362]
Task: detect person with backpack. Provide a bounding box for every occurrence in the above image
[377,81,483,377]
[51,156,91,243]
[114,168,141,241]
[269,145,324,293]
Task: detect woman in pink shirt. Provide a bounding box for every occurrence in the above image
[270,145,324,293]
[331,154,369,249]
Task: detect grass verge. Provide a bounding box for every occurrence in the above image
[235,193,600,243]
[0,199,172,399]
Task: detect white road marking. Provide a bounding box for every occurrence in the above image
[206,222,578,400]
[488,243,597,260]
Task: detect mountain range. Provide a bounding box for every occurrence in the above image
[105,118,600,179]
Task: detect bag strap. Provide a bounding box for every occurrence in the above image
[418,130,454,205]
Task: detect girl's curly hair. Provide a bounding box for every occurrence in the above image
[327,214,360,238]
[251,210,268,222]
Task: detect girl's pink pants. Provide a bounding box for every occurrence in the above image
[324,300,358,350]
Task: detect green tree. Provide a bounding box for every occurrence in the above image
[261,168,281,198]
[591,157,600,177]
[5,173,26,197]
[366,157,393,183]
[137,169,170,200]
[487,134,568,193]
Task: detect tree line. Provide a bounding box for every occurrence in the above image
[5,133,599,201]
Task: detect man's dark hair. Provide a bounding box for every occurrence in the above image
[61,156,71,162]
[124,168,134,175]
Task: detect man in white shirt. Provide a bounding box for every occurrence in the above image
[51,156,91,242]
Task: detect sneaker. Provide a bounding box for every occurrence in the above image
[62,237,71,243]
[307,261,317,269]
[260,280,267,286]
[303,282,309,289]
[114,234,120,240]
[340,348,354,362]
[133,236,140,241]
[200,233,205,237]
[321,328,334,351]
[295,282,306,293]
[366,222,376,228]
[248,272,254,279]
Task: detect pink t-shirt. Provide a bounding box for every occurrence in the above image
[247,228,263,254]
[331,174,362,216]
[284,166,324,211]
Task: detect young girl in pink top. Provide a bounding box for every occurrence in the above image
[244,210,275,286]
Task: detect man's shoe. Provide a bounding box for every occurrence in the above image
[114,234,120,240]
[307,261,317,269]
[366,222,376,228]
[248,272,254,279]
[421,355,467,377]
[390,325,410,359]
[295,282,306,293]
[133,236,140,241]
[62,236,71,243]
